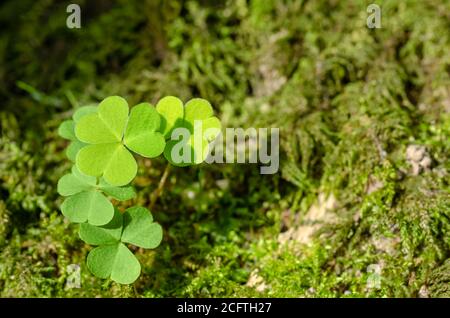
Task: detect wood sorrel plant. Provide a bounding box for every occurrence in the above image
[57,96,221,284]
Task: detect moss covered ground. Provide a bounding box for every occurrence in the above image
[0,0,449,297]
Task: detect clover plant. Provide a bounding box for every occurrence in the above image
[57,166,135,225]
[58,105,96,162]
[156,96,221,166]
[57,96,221,284]
[75,96,166,186]
[81,207,162,284]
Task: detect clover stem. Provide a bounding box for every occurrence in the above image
[149,164,171,211]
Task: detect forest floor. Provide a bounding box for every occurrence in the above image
[0,0,449,297]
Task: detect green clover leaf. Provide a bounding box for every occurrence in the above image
[58,105,98,161]
[163,134,209,167]
[87,243,141,285]
[66,140,86,162]
[156,97,221,166]
[99,183,137,201]
[76,143,138,188]
[124,103,166,158]
[79,208,123,245]
[61,190,114,226]
[75,96,165,186]
[58,120,76,141]
[57,166,136,225]
[72,105,97,122]
[80,207,163,284]
[56,95,221,285]
[76,96,129,143]
[155,96,184,138]
[121,206,163,248]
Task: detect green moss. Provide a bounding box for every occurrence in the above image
[0,0,449,297]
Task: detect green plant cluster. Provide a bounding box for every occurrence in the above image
[0,0,449,297]
[57,95,221,284]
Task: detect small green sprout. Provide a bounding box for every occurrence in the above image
[57,166,135,225]
[80,207,162,285]
[57,95,221,284]
[75,96,165,186]
[157,96,221,166]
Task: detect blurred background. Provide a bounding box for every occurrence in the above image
[0,0,449,297]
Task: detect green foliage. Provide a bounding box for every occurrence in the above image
[80,207,162,284]
[121,207,163,249]
[1,0,449,297]
[157,96,222,166]
[61,190,113,226]
[75,96,165,186]
[58,105,97,161]
[57,166,135,225]
[58,120,76,140]
[55,94,221,284]
[155,96,184,138]
[124,103,166,158]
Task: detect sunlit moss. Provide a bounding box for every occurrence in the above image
[0,0,448,297]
